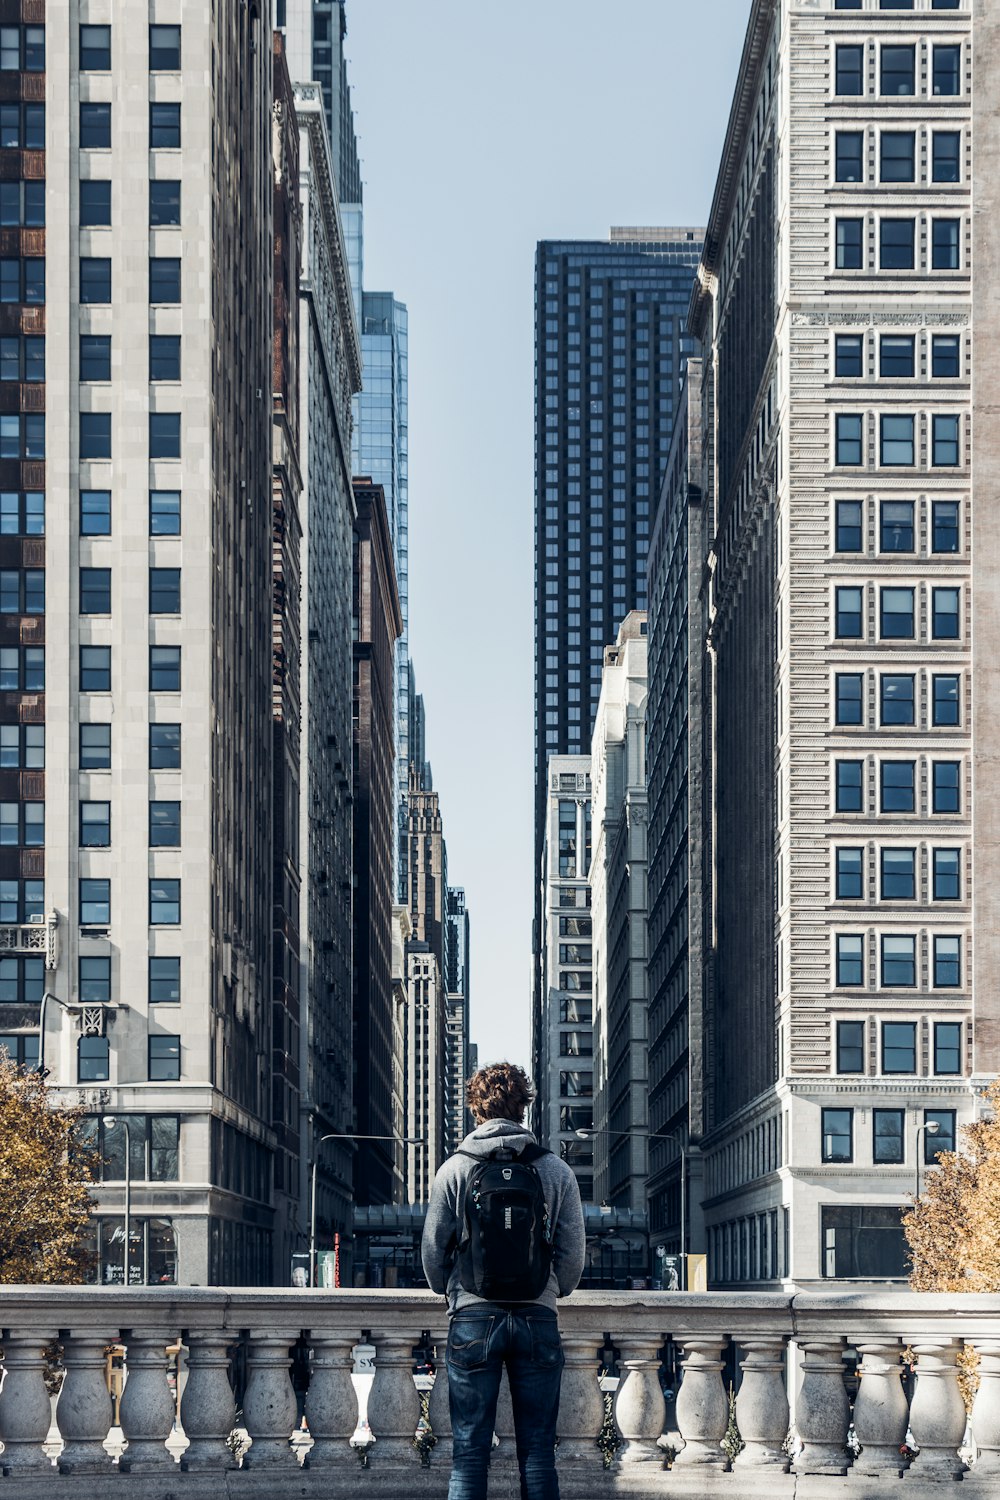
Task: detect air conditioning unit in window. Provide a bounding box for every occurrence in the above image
[28,913,45,924]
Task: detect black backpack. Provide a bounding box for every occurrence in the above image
[455,1143,553,1303]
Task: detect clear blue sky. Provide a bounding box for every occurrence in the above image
[347,0,752,1069]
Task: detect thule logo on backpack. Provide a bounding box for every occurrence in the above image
[505,1207,512,1229]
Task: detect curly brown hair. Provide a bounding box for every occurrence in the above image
[466,1062,535,1125]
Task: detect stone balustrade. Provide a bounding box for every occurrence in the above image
[0,1287,998,1496]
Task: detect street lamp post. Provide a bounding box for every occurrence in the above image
[37,989,65,1075]
[309,1132,423,1287]
[914,1117,940,1204]
[576,1125,687,1289]
[102,1116,134,1286]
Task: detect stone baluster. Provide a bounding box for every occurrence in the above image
[179,1332,237,1471]
[851,1339,909,1476]
[734,1337,790,1469]
[613,1336,666,1466]
[907,1339,967,1479]
[557,1334,605,1464]
[672,1337,729,1468]
[56,1331,115,1474]
[118,1329,176,1471]
[303,1332,358,1467]
[970,1339,1000,1476]
[426,1326,452,1467]
[792,1338,850,1475]
[367,1332,420,1464]
[0,1330,58,1475]
[241,1331,299,1467]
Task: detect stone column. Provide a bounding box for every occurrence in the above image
[734,1338,790,1469]
[118,1330,176,1471]
[671,1337,728,1468]
[426,1326,452,1468]
[613,1336,666,1467]
[241,1333,298,1468]
[367,1332,419,1464]
[970,1339,1000,1476]
[792,1338,850,1475]
[556,1334,605,1464]
[56,1332,115,1474]
[179,1332,237,1471]
[0,1330,58,1475]
[303,1333,357,1467]
[851,1340,909,1476]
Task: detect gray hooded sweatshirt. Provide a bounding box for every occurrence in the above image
[421,1118,587,1315]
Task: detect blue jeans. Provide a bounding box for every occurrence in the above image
[446,1305,564,1500]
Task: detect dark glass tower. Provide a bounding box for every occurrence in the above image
[532,229,703,1078]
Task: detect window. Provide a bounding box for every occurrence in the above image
[836,45,864,96]
[822,1108,853,1164]
[150,956,180,1004]
[149,724,181,769]
[924,1110,955,1162]
[0,25,44,72]
[836,760,864,813]
[79,955,110,1005]
[882,937,916,988]
[933,220,961,273]
[836,847,863,900]
[150,103,181,149]
[149,1034,181,1081]
[0,1033,39,1070]
[932,414,960,466]
[880,0,914,7]
[880,416,914,466]
[836,218,863,270]
[836,673,864,725]
[932,847,961,900]
[932,761,960,814]
[149,336,180,382]
[836,414,863,465]
[934,1020,962,1070]
[80,257,111,305]
[559,1031,593,1057]
[149,568,180,614]
[880,336,914,380]
[881,847,915,900]
[835,500,863,552]
[80,723,111,770]
[0,802,41,846]
[80,335,111,383]
[0,104,44,152]
[79,24,110,69]
[0,413,44,459]
[883,1019,917,1072]
[149,801,180,848]
[79,801,110,847]
[880,587,914,639]
[149,180,181,226]
[81,1115,179,1183]
[931,586,960,641]
[149,879,180,925]
[80,102,111,150]
[0,954,43,1000]
[881,133,915,183]
[80,412,111,460]
[79,878,110,925]
[150,646,180,692]
[81,489,111,536]
[149,413,181,459]
[78,1035,109,1083]
[880,500,914,552]
[836,934,864,986]
[836,586,863,638]
[0,490,43,537]
[881,761,915,813]
[933,45,961,96]
[836,1019,865,1073]
[881,46,915,96]
[149,258,181,303]
[80,568,111,615]
[836,132,864,183]
[880,219,915,271]
[873,1110,905,1165]
[0,725,42,770]
[0,182,43,228]
[835,334,863,378]
[931,0,961,7]
[822,1205,907,1279]
[80,645,111,692]
[932,336,960,380]
[932,132,961,185]
[0,568,42,614]
[559,1071,592,1097]
[834,0,863,7]
[149,24,181,70]
[150,490,181,536]
[79,180,111,227]
[932,674,960,726]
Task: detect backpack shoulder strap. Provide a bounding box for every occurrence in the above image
[518,1142,550,1164]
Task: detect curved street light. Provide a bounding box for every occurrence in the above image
[914,1117,940,1204]
[102,1116,135,1286]
[575,1125,688,1289]
[309,1132,424,1287]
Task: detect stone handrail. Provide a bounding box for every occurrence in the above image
[0,1287,998,1495]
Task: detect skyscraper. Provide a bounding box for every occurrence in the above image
[445,886,471,1150]
[532,229,703,1094]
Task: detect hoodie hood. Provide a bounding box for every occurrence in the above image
[458,1118,537,1157]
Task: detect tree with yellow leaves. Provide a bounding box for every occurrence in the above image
[903,1079,1000,1292]
[0,1052,97,1282]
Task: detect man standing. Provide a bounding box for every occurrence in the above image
[422,1061,586,1500]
